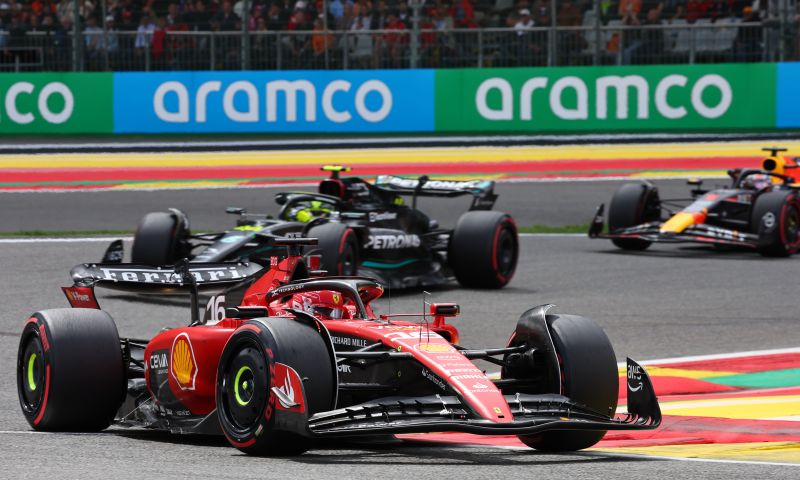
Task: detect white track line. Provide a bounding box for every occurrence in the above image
[0,236,131,244]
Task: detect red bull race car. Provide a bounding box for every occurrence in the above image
[18,237,660,455]
[589,148,800,256]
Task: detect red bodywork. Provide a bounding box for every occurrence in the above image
[140,253,512,423]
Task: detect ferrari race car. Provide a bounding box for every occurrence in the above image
[589,148,800,256]
[18,238,660,455]
[124,166,518,289]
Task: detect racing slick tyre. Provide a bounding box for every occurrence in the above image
[608,182,661,251]
[517,314,618,452]
[217,317,336,456]
[17,308,125,432]
[131,211,190,265]
[305,222,359,276]
[751,190,800,257]
[449,211,518,288]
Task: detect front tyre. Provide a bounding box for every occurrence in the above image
[17,309,125,431]
[131,210,190,265]
[305,222,359,276]
[752,190,800,257]
[217,318,336,456]
[518,314,618,451]
[608,182,660,251]
[449,211,518,288]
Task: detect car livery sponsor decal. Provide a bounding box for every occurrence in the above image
[377,176,489,192]
[368,211,398,222]
[171,333,198,390]
[272,363,305,413]
[364,234,421,249]
[627,362,644,392]
[149,350,169,375]
[421,367,447,391]
[84,265,253,284]
[414,343,455,353]
[330,335,369,348]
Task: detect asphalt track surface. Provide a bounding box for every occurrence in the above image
[2,229,800,478]
[0,178,704,231]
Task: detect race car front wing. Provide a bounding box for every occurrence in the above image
[306,358,660,437]
[588,204,760,248]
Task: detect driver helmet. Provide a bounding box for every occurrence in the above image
[291,290,345,320]
[289,200,331,222]
[742,173,771,191]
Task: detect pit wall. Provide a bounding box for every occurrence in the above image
[0,63,797,134]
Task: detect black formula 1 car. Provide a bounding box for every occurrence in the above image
[18,237,660,455]
[589,148,800,256]
[123,166,518,289]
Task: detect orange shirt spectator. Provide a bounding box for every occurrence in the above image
[618,0,642,16]
[312,23,333,55]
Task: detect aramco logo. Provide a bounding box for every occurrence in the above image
[171,333,198,390]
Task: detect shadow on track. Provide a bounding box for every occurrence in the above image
[109,430,657,466]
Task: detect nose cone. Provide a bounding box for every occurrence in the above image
[660,211,706,234]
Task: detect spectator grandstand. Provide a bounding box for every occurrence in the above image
[0,0,795,70]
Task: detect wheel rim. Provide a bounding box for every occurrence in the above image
[233,366,255,406]
[18,334,45,414]
[221,343,268,432]
[783,203,800,249]
[495,227,517,277]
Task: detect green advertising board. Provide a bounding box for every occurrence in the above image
[0,73,112,133]
[435,64,776,132]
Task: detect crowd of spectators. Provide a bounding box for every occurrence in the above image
[0,0,785,70]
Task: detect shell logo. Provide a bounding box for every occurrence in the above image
[415,343,454,353]
[171,333,198,390]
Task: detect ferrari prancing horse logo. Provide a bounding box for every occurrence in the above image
[171,333,198,390]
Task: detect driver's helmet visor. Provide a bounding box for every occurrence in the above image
[311,305,343,319]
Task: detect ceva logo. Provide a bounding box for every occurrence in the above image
[153,79,393,124]
[475,74,733,121]
[1,81,74,124]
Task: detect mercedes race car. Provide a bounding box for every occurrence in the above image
[18,238,660,455]
[124,166,518,289]
[589,148,800,256]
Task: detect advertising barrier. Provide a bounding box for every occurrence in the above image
[435,64,776,132]
[113,70,434,133]
[0,64,796,134]
[0,73,112,133]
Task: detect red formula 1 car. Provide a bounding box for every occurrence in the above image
[17,238,660,455]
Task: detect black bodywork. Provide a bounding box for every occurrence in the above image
[122,170,506,289]
[589,168,800,249]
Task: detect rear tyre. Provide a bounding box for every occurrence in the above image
[131,211,190,265]
[751,190,800,257]
[305,223,359,276]
[217,317,336,456]
[607,183,660,251]
[17,309,125,431]
[449,211,518,288]
[517,314,618,452]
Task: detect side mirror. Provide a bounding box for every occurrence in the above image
[226,207,246,215]
[687,178,703,187]
[430,303,460,317]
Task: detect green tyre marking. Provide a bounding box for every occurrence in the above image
[234,365,253,406]
[27,353,37,391]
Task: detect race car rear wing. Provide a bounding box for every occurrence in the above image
[374,175,498,210]
[68,261,264,295]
